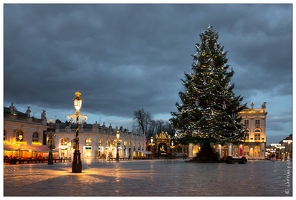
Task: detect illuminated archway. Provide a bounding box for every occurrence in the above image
[254,145,261,157]
[243,146,249,157]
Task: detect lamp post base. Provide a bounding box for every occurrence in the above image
[116,152,119,162]
[72,150,82,173]
[48,151,53,165]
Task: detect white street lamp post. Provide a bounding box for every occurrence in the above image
[72,91,83,173]
[115,130,121,161]
[47,118,55,165]
[150,136,155,159]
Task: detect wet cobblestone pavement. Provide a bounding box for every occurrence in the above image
[3,159,293,196]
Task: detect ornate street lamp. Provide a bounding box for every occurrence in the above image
[47,118,55,165]
[115,130,121,161]
[72,91,83,173]
[150,136,155,159]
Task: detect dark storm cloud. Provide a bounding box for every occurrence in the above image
[3,4,292,141]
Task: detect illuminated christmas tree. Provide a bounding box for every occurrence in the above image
[170,25,247,150]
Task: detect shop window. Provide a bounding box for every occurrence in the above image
[61,149,68,158]
[233,146,239,157]
[193,145,199,156]
[243,146,249,156]
[254,146,261,157]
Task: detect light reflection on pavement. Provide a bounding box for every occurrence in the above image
[3,159,292,196]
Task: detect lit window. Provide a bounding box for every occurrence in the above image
[243,146,249,156]
[245,129,250,140]
[61,138,69,146]
[245,133,249,140]
[15,129,24,142]
[98,138,103,146]
[85,138,92,146]
[255,134,260,140]
[254,129,261,140]
[254,146,261,157]
[32,132,39,142]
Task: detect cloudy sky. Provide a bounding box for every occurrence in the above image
[3,3,292,144]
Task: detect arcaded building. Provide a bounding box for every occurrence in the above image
[53,121,148,161]
[3,105,49,158]
[3,103,147,160]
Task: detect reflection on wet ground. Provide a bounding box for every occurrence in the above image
[3,159,292,196]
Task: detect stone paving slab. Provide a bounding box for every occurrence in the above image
[3,159,293,196]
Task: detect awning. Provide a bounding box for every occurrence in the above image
[4,144,18,151]
[4,144,35,151]
[15,144,36,151]
[33,145,50,152]
[4,143,50,152]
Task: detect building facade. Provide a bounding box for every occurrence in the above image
[3,102,273,161]
[185,102,268,160]
[265,134,293,160]
[3,104,147,161]
[280,134,293,159]
[238,102,267,159]
[53,122,148,161]
[3,105,49,158]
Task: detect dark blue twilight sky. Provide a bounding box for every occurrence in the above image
[3,3,293,144]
